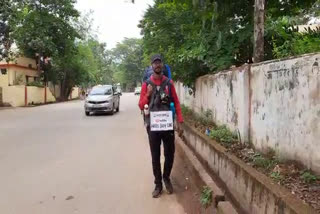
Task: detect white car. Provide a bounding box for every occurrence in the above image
[84,85,120,116]
[134,87,141,95]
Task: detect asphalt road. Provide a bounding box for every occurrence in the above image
[0,93,185,214]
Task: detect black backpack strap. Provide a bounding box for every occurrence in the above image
[169,82,172,102]
[160,78,171,90]
[146,78,156,109]
[146,78,156,88]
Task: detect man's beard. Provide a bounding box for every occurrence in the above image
[154,70,161,74]
[154,67,162,74]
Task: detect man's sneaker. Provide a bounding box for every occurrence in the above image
[152,186,163,198]
[164,180,173,194]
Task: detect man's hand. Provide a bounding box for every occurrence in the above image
[176,122,184,137]
[147,84,153,97]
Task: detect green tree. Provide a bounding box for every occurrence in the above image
[0,0,20,61]
[51,41,92,99]
[1,0,115,99]
[49,38,114,100]
[87,39,114,85]
[139,0,318,88]
[111,38,144,91]
[11,0,81,94]
[13,0,80,60]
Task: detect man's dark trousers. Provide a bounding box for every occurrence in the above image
[147,128,175,187]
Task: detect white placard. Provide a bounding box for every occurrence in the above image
[150,111,173,131]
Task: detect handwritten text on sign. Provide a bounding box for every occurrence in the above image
[150,111,173,131]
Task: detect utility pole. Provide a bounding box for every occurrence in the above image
[253,0,265,63]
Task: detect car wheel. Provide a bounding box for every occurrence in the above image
[85,111,90,116]
[116,103,120,112]
[110,105,114,115]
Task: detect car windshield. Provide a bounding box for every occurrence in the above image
[89,87,112,96]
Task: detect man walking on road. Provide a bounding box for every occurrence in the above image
[139,54,184,198]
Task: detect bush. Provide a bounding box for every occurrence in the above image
[200,186,212,208]
[252,154,277,170]
[209,125,237,145]
[27,81,44,88]
[270,172,284,182]
[181,105,193,116]
[300,170,319,184]
[269,18,320,58]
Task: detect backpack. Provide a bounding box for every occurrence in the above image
[143,64,172,82]
[144,77,173,129]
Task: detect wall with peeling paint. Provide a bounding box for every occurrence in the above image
[175,82,195,108]
[250,54,320,172]
[175,53,320,173]
[176,65,250,143]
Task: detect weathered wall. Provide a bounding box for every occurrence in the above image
[2,86,25,107]
[7,67,39,86]
[176,65,250,142]
[0,57,57,107]
[0,57,39,86]
[46,87,56,102]
[12,57,37,69]
[0,57,36,68]
[0,73,8,87]
[70,87,80,99]
[175,82,195,108]
[27,86,44,104]
[2,86,56,107]
[250,54,320,171]
[27,86,56,105]
[176,53,320,173]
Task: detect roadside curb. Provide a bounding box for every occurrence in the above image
[175,133,238,213]
[179,121,317,214]
[217,201,238,214]
[0,107,14,110]
[0,98,81,109]
[24,98,81,107]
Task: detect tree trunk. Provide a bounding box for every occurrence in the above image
[253,0,265,63]
[61,70,70,101]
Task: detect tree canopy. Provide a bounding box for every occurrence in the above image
[0,0,115,99]
[139,0,319,87]
[111,38,144,91]
[1,0,320,93]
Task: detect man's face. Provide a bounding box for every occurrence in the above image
[152,60,163,74]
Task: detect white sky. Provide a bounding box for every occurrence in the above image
[76,0,154,49]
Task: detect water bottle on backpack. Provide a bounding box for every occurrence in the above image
[170,102,175,121]
[144,104,149,116]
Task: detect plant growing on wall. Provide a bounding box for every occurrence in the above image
[200,186,212,208]
[27,80,44,87]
